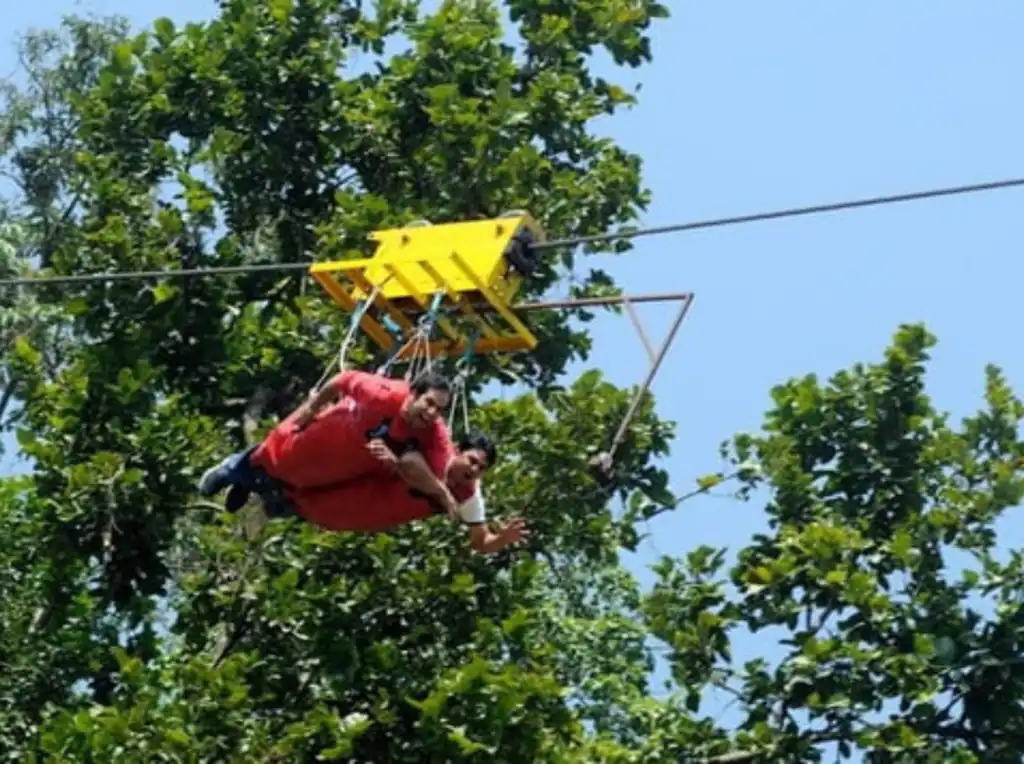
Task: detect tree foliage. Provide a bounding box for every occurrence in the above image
[0,3,1022,763]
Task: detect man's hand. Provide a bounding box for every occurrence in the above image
[367,439,398,470]
[432,488,459,520]
[468,517,530,554]
[392,450,459,518]
[497,517,529,545]
[291,397,319,432]
[291,383,343,432]
[292,408,315,433]
[442,494,460,520]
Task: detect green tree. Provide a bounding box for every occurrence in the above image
[641,325,1024,762]
[0,15,131,437]
[2,1,690,761]
[4,3,1023,764]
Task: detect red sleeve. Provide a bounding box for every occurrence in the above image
[330,371,408,418]
[452,479,478,503]
[420,421,456,478]
[329,370,374,399]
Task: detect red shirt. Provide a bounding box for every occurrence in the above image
[290,477,435,532]
[451,476,477,503]
[251,370,453,489]
[289,471,481,532]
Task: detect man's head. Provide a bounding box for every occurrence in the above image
[403,372,452,428]
[448,429,498,484]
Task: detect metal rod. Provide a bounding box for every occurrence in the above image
[623,297,657,364]
[510,291,693,312]
[607,294,694,459]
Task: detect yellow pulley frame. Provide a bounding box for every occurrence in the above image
[310,212,544,360]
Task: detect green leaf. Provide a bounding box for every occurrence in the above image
[912,633,935,657]
[646,484,677,507]
[112,41,134,68]
[151,282,178,304]
[825,569,847,586]
[696,473,723,491]
[14,428,35,449]
[275,568,299,591]
[450,573,476,596]
[890,529,914,564]
[501,607,530,637]
[13,335,41,366]
[270,0,294,23]
[165,728,190,746]
[66,296,90,315]
[447,725,494,755]
[153,17,175,41]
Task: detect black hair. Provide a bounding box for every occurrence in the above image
[458,428,498,468]
[411,372,452,397]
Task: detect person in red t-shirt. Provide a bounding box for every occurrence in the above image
[287,430,529,554]
[199,370,459,515]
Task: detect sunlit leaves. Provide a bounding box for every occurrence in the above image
[0,3,678,758]
[677,324,1024,761]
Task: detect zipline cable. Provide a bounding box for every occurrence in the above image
[0,176,1021,288]
[533,176,1024,251]
[0,261,309,287]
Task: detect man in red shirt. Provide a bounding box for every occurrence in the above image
[199,370,458,515]
[288,430,529,554]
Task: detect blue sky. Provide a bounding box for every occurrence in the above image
[4,0,1024,727]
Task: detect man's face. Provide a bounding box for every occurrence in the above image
[449,448,489,484]
[405,388,450,428]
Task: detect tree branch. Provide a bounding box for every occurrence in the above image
[700,752,766,764]
[644,470,743,521]
[213,598,256,668]
[0,376,16,426]
[243,385,275,447]
[187,500,228,514]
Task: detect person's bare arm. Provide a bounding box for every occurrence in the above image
[394,451,458,517]
[292,386,340,430]
[467,518,528,554]
[293,370,367,431]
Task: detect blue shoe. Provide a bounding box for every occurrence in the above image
[198,450,250,497]
[224,475,296,519]
[202,447,295,518]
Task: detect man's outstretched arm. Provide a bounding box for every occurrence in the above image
[467,518,528,554]
[457,491,528,554]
